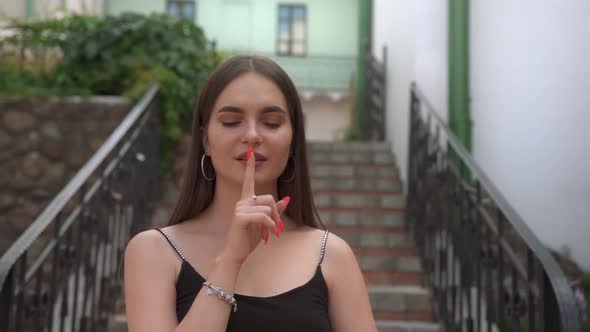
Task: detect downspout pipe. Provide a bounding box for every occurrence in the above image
[448,0,472,151]
[355,0,371,139]
[26,0,35,18]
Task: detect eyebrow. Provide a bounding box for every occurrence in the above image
[216,105,287,114]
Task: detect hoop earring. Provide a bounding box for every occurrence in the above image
[201,154,216,181]
[279,155,295,183]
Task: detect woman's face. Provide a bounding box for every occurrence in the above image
[203,72,293,187]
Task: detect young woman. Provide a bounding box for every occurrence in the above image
[124,55,377,331]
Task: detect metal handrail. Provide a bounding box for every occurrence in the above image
[363,44,387,141]
[0,85,160,331]
[0,85,157,285]
[408,82,581,331]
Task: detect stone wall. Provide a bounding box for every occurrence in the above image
[0,96,130,255]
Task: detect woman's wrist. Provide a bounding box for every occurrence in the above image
[202,253,242,300]
[214,252,245,269]
[207,254,242,291]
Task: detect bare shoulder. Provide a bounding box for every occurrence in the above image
[322,230,356,264]
[318,229,359,289]
[126,228,166,255]
[124,228,177,276]
[292,226,356,279]
[124,229,180,330]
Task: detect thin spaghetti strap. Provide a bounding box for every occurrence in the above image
[155,228,186,262]
[318,230,329,265]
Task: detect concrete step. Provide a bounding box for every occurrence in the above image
[307,141,392,152]
[308,150,395,164]
[315,191,404,209]
[353,247,416,257]
[327,225,407,233]
[310,163,398,178]
[364,271,424,287]
[311,177,402,192]
[369,285,433,319]
[325,227,420,272]
[330,228,411,248]
[359,255,421,273]
[376,320,441,332]
[318,207,405,227]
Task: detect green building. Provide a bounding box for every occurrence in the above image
[105,0,359,93]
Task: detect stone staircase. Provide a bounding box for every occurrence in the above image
[112,140,440,332]
[308,141,440,332]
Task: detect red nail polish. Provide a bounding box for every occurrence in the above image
[264,232,269,245]
[283,196,290,206]
[278,219,285,232]
[275,228,280,238]
[247,146,252,159]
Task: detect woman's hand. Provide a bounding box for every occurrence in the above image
[218,145,289,266]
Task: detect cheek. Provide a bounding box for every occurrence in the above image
[276,129,293,162]
[208,127,238,149]
[276,128,293,150]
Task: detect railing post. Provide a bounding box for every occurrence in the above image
[381,45,387,141]
[0,268,12,332]
[543,271,560,331]
[363,41,372,140]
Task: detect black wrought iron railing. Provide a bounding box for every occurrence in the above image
[0,85,161,331]
[364,45,387,141]
[407,83,581,331]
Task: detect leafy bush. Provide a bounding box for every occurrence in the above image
[1,13,221,175]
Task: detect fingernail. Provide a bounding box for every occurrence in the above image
[283,196,291,206]
[264,232,269,245]
[278,219,285,232]
[247,146,252,159]
[275,227,280,238]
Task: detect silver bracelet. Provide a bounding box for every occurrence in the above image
[202,281,238,312]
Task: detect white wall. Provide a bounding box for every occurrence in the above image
[0,0,26,18]
[471,0,590,269]
[0,0,104,18]
[66,0,104,14]
[372,0,416,186]
[373,0,447,187]
[25,0,62,17]
[415,1,447,124]
[375,0,590,269]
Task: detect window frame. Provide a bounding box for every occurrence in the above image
[166,0,196,21]
[276,4,308,57]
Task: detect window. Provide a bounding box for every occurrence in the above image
[167,0,196,21]
[277,5,306,56]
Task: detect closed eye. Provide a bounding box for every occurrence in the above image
[222,122,240,127]
[222,122,281,129]
[264,123,281,129]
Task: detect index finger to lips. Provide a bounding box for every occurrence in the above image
[241,145,255,200]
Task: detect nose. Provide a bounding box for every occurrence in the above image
[242,120,262,145]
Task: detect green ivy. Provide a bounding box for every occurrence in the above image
[1,13,221,176]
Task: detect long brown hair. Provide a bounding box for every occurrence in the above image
[167,55,325,230]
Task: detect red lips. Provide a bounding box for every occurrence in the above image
[236,151,267,161]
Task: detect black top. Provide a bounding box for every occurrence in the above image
[155,228,332,332]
